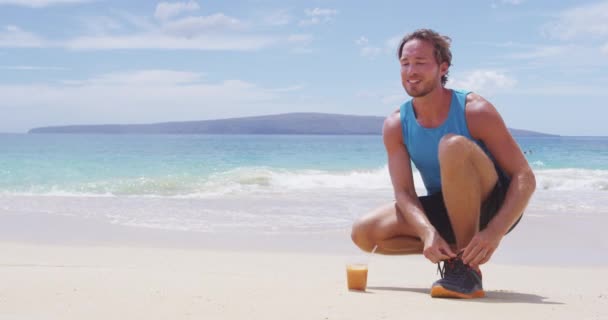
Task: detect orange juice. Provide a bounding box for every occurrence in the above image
[346,264,368,291]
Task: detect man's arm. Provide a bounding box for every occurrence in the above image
[383,112,456,263]
[463,94,536,265]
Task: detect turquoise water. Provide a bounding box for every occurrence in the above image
[1,133,606,234]
[516,136,608,170]
[0,134,606,196]
[1,134,386,195]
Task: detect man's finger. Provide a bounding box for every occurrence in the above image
[478,255,489,265]
[462,238,478,260]
[440,245,456,258]
[479,248,495,265]
[431,247,451,263]
[436,252,451,261]
[424,251,437,263]
[469,249,486,266]
[463,245,482,264]
[430,248,445,262]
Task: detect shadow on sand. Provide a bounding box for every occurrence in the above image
[366,286,563,305]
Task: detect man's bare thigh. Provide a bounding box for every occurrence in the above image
[352,202,423,253]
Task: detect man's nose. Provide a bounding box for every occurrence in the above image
[404,65,418,76]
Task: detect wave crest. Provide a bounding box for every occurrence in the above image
[1,167,606,197]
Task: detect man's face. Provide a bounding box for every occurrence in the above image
[399,39,447,98]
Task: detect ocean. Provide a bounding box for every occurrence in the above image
[1,133,606,235]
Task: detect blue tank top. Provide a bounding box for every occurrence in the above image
[399,89,501,195]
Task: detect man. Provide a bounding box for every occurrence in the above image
[351,29,536,299]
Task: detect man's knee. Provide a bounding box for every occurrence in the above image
[351,219,376,253]
[438,134,470,161]
[438,134,476,171]
[439,133,498,194]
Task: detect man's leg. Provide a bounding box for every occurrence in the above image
[351,202,424,255]
[429,134,497,299]
[438,134,499,252]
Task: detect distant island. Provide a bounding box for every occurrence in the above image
[28,112,557,137]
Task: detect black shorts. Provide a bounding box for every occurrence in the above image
[418,178,520,244]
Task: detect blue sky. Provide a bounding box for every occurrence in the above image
[0,0,607,135]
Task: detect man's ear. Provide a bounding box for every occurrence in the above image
[439,62,449,77]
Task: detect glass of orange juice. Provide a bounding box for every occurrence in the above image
[346,263,368,291]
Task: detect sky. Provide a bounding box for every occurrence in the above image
[0,0,607,136]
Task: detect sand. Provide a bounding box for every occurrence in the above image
[0,240,606,319]
[0,203,607,319]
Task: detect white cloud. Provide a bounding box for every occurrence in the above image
[287,34,313,45]
[542,1,608,40]
[80,70,203,86]
[0,25,47,47]
[355,36,368,46]
[0,65,65,70]
[502,44,608,69]
[505,45,567,59]
[299,8,337,26]
[0,0,88,7]
[492,0,524,8]
[381,93,407,105]
[354,90,407,105]
[116,11,157,32]
[270,84,305,93]
[65,33,277,51]
[602,42,608,55]
[515,83,608,96]
[0,7,300,52]
[287,34,314,54]
[262,9,291,26]
[79,16,124,35]
[355,35,404,59]
[355,36,383,58]
[0,21,278,51]
[448,69,516,96]
[0,70,340,133]
[0,70,296,131]
[161,14,245,36]
[154,1,200,21]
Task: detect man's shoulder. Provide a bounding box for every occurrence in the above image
[382,110,404,142]
[383,109,402,130]
[465,92,495,113]
[464,92,507,138]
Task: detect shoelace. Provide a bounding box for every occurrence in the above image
[436,253,468,280]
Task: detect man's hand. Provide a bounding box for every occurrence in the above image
[462,228,503,266]
[423,231,456,263]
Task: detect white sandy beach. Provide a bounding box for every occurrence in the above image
[0,206,607,320]
[0,243,607,319]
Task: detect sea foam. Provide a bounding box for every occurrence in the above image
[1,167,606,198]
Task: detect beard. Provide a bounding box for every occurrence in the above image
[404,80,437,98]
[402,69,442,97]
